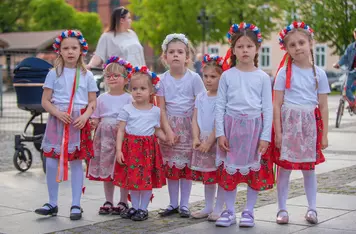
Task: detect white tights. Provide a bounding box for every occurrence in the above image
[167,179,192,211]
[277,168,317,215]
[45,158,83,213]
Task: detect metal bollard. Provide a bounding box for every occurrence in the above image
[0,64,3,117]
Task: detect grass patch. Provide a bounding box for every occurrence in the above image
[329,90,342,96]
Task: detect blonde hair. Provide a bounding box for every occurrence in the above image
[103,63,129,92]
[54,55,87,77]
[129,73,154,93]
[283,28,318,89]
[160,38,195,68]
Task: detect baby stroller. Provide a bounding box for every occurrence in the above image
[13,57,52,173]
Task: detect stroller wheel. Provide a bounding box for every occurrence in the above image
[41,151,46,174]
[13,148,33,172]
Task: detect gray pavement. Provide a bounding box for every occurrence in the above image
[0,94,356,233]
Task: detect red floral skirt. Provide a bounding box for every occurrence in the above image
[164,164,193,180]
[113,133,166,190]
[188,170,218,184]
[271,108,325,170]
[217,147,274,191]
[43,109,93,161]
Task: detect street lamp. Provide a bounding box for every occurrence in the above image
[197,8,211,54]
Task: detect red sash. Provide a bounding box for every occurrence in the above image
[56,68,80,182]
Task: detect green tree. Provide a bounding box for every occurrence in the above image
[128,0,288,53]
[0,0,33,32]
[29,0,78,31]
[296,0,356,56]
[74,12,103,47]
[29,0,102,47]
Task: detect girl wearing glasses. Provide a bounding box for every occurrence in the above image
[87,56,133,216]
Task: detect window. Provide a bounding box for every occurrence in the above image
[260,46,271,68]
[315,45,326,68]
[88,0,97,12]
[208,47,219,55]
[110,0,120,11]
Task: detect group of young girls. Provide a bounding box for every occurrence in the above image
[35,20,329,228]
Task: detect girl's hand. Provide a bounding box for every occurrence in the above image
[275,132,282,149]
[56,111,72,124]
[192,138,201,149]
[73,115,88,129]
[321,135,328,150]
[166,129,177,146]
[90,118,99,130]
[218,136,229,152]
[116,151,125,165]
[257,140,269,155]
[198,141,213,153]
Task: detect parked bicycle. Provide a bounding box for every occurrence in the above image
[335,69,356,128]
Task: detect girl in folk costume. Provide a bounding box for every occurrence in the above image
[190,54,226,221]
[87,56,133,215]
[157,33,205,218]
[215,23,274,228]
[272,22,329,225]
[35,30,98,220]
[113,66,166,221]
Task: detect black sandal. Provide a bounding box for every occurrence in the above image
[112,202,129,215]
[35,203,58,216]
[179,206,190,218]
[99,201,113,215]
[158,205,179,217]
[120,207,137,219]
[131,209,148,221]
[70,205,83,220]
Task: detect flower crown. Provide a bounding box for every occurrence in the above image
[103,56,133,73]
[161,33,189,51]
[227,22,263,43]
[278,21,314,50]
[128,66,160,92]
[53,30,88,55]
[202,54,224,67]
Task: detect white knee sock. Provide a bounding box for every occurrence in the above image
[225,188,237,215]
[245,186,258,214]
[45,158,59,209]
[302,170,317,210]
[180,179,192,211]
[277,168,292,216]
[70,160,83,214]
[140,190,153,211]
[103,182,115,204]
[130,190,140,209]
[167,179,179,209]
[119,188,129,204]
[213,185,225,214]
[201,184,216,213]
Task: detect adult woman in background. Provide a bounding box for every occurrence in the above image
[87,6,145,68]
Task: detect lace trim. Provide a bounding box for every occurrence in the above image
[216,158,261,176]
[42,145,80,155]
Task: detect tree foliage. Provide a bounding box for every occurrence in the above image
[128,0,289,53]
[296,0,356,56]
[0,0,102,47]
[0,0,33,32]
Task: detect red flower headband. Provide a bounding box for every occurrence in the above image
[53,30,88,55]
[278,21,314,50]
[128,66,160,92]
[227,22,263,43]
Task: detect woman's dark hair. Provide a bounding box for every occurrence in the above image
[107,6,129,34]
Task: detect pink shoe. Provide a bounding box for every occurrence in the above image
[276,210,289,224]
[305,209,318,224]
